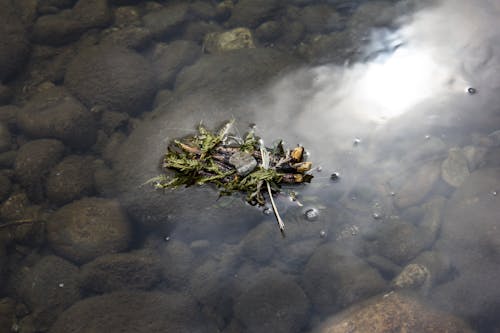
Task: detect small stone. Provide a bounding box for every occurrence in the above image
[392,263,431,292]
[229,151,257,176]
[203,27,255,54]
[441,148,470,187]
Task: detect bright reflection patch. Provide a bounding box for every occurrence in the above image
[359,47,442,120]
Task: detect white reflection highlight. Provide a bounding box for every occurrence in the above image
[359,47,442,119]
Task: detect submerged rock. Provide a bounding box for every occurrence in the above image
[441,147,470,187]
[47,197,132,264]
[15,255,81,331]
[49,291,214,333]
[65,44,156,115]
[313,292,475,333]
[81,250,162,293]
[302,244,386,314]
[203,28,255,54]
[227,0,281,28]
[233,268,310,333]
[142,3,188,38]
[14,139,65,202]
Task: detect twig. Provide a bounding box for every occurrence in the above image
[0,219,39,229]
[260,144,285,233]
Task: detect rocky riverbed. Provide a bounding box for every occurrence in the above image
[1,0,499,332]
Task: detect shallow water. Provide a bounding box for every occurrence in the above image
[1,0,500,332]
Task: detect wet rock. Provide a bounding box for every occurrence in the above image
[0,151,16,169]
[33,0,111,45]
[0,3,30,81]
[227,0,281,28]
[299,4,344,33]
[0,298,16,333]
[239,222,276,263]
[14,139,65,202]
[113,6,140,27]
[189,1,216,20]
[47,197,132,264]
[142,3,189,38]
[366,219,429,265]
[433,168,500,321]
[462,145,487,171]
[441,147,470,187]
[182,21,223,42]
[81,250,162,293]
[203,28,255,54]
[0,84,13,105]
[0,105,19,128]
[393,160,441,209]
[302,244,386,314]
[418,195,446,246]
[391,263,431,292]
[175,48,298,95]
[65,44,156,115]
[229,151,257,176]
[100,26,153,50]
[297,32,354,64]
[99,110,129,135]
[365,255,401,280]
[160,240,194,289]
[17,89,97,149]
[15,255,81,331]
[49,291,213,333]
[255,20,282,43]
[0,174,12,202]
[349,1,399,30]
[152,40,201,88]
[45,155,95,205]
[411,250,451,287]
[233,268,310,333]
[0,122,11,153]
[313,292,475,333]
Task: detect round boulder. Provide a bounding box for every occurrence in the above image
[14,139,65,202]
[17,91,97,149]
[65,45,156,115]
[47,197,132,264]
[15,255,81,331]
[80,250,162,293]
[314,292,475,333]
[46,155,95,205]
[0,2,30,81]
[302,244,387,314]
[49,291,214,333]
[233,268,310,333]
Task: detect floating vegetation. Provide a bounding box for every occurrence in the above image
[149,120,314,232]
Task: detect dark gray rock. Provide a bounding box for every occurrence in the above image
[0,298,16,333]
[302,244,386,314]
[100,26,153,50]
[0,151,16,169]
[14,139,65,202]
[45,155,95,205]
[0,84,13,105]
[299,4,344,33]
[160,240,194,289]
[433,168,500,322]
[441,147,470,187]
[32,13,83,45]
[0,122,11,153]
[366,219,430,265]
[182,21,223,42]
[14,255,81,331]
[227,0,281,28]
[313,292,475,333]
[49,291,214,333]
[0,174,12,202]
[81,250,162,293]
[239,222,276,263]
[17,88,97,149]
[47,197,132,264]
[65,44,156,115]
[255,20,282,42]
[189,1,216,20]
[0,1,30,81]
[142,3,189,38]
[233,268,310,333]
[33,0,111,45]
[152,40,201,88]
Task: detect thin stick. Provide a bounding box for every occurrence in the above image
[0,219,39,229]
[266,181,285,232]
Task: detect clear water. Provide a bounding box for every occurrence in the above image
[1,0,500,332]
